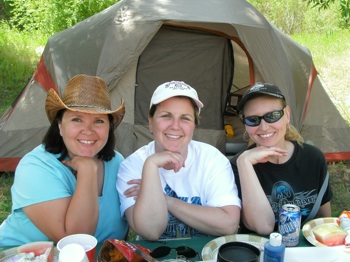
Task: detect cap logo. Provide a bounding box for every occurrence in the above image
[249,83,266,92]
[164,81,191,91]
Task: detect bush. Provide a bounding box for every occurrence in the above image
[248,0,341,34]
[0,21,47,114]
[4,0,118,35]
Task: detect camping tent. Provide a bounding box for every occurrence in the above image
[1,0,350,171]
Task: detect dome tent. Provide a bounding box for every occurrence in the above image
[1,0,350,171]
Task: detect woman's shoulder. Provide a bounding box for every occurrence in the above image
[293,141,326,164]
[298,141,324,155]
[121,142,153,164]
[20,144,58,164]
[106,150,124,166]
[190,140,228,161]
[112,150,124,160]
[191,140,220,151]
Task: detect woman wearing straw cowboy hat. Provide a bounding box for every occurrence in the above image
[0,74,133,245]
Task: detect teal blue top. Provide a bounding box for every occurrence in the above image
[0,145,128,246]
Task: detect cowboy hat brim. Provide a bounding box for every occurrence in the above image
[45,88,125,128]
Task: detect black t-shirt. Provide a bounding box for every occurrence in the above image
[230,141,333,233]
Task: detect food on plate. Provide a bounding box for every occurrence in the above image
[1,242,55,262]
[97,239,150,262]
[17,241,54,262]
[338,211,350,231]
[313,224,348,246]
[8,249,51,261]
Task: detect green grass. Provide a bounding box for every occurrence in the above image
[291,30,350,124]
[0,22,48,115]
[0,172,14,222]
[292,30,350,65]
[328,161,350,217]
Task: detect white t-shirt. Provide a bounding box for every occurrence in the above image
[117,140,241,238]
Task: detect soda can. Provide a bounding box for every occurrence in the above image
[278,204,301,246]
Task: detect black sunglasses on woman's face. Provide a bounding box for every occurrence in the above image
[150,245,200,260]
[243,108,285,127]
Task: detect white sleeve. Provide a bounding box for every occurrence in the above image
[116,153,144,217]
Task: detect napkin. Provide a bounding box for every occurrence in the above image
[284,246,350,262]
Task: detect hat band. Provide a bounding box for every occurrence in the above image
[67,104,111,112]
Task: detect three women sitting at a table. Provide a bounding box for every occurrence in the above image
[0,76,331,245]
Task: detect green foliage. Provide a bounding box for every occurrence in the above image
[306,0,335,9]
[0,21,47,115]
[0,172,14,223]
[248,0,342,33]
[327,161,350,217]
[305,0,350,26]
[4,0,118,35]
[0,0,119,114]
[5,0,50,32]
[0,0,11,20]
[292,30,350,124]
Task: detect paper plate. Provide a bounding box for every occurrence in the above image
[0,245,59,262]
[302,217,343,247]
[201,234,269,261]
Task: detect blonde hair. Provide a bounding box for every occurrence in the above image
[285,123,304,145]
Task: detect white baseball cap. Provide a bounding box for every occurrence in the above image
[150,81,204,112]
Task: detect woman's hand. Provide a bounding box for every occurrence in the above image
[124,179,142,199]
[62,156,100,175]
[146,151,185,172]
[240,146,288,165]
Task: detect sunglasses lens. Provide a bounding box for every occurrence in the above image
[244,116,260,127]
[150,246,171,258]
[244,108,284,126]
[176,246,197,258]
[264,110,284,123]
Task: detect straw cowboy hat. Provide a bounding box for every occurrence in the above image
[45,74,125,128]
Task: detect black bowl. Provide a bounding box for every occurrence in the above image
[217,241,260,262]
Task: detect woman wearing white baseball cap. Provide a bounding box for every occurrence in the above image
[117,80,241,241]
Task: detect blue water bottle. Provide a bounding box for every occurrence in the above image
[263,232,285,262]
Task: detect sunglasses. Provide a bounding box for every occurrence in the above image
[243,108,285,127]
[150,245,200,260]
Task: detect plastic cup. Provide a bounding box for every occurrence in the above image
[59,243,89,262]
[57,234,97,262]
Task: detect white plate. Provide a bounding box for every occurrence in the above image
[0,246,59,262]
[302,217,345,247]
[201,234,268,261]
